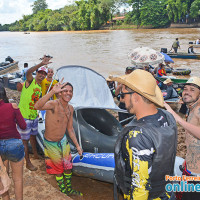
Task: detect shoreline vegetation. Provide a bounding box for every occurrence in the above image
[1,0,200,32]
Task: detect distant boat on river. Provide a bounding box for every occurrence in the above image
[167,52,200,59]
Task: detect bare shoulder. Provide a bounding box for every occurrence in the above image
[69,104,74,112]
[194,105,200,118]
[11,103,18,109]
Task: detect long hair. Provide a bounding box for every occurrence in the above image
[0,84,9,103]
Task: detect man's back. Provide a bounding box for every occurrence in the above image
[116,109,177,199]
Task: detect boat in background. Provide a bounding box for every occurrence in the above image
[167,52,200,59]
[161,47,200,59]
[156,75,188,84]
[0,56,19,75]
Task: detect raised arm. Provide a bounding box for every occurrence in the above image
[34,80,68,111]
[26,55,52,84]
[164,102,200,139]
[67,106,83,156]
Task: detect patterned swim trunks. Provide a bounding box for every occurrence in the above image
[44,135,72,174]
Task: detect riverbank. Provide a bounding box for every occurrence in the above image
[3,88,186,200]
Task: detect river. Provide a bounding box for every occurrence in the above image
[0,28,200,79]
[1,28,200,200]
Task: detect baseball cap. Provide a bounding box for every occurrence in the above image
[38,66,48,74]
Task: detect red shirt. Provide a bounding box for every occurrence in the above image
[0,100,26,139]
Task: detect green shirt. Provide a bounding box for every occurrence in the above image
[19,79,41,120]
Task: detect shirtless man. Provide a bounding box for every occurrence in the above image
[165,76,200,200]
[34,80,83,197]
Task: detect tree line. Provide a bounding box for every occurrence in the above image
[0,0,200,31]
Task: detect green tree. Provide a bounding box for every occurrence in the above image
[31,0,48,14]
[190,0,200,18]
[140,0,170,28]
[167,0,194,22]
[47,12,64,31]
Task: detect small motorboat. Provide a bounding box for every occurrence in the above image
[167,52,200,59]
[0,56,19,75]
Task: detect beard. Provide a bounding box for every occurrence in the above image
[182,94,199,105]
[125,97,134,114]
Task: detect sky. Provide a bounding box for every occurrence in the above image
[0,0,75,25]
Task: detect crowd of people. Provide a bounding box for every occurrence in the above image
[0,54,200,200]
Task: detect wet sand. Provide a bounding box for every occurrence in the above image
[3,88,186,200]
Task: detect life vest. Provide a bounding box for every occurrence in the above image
[114,109,177,200]
[172,41,178,48]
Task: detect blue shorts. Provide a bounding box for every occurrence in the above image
[17,118,38,140]
[0,139,25,162]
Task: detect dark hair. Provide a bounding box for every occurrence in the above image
[61,82,73,91]
[126,66,134,72]
[176,38,178,40]
[0,83,9,103]
[24,63,28,67]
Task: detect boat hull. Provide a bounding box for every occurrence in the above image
[167,53,200,59]
[157,76,188,84]
[0,61,19,75]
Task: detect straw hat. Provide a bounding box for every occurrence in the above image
[163,78,173,84]
[184,77,200,89]
[106,77,112,82]
[110,69,164,107]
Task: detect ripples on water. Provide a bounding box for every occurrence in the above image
[0,28,200,78]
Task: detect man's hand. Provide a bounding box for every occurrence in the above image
[52,78,68,94]
[40,55,52,66]
[76,146,83,156]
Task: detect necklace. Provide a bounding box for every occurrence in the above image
[59,100,71,121]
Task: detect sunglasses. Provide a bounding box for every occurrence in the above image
[120,92,135,99]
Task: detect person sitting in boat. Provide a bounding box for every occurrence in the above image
[41,67,58,100]
[106,77,116,97]
[172,38,180,53]
[163,78,178,100]
[188,45,195,54]
[157,63,167,77]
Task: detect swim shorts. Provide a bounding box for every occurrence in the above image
[0,138,25,162]
[17,117,38,140]
[44,135,72,174]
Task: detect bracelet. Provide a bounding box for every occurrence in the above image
[0,165,7,176]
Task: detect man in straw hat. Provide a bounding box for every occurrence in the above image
[112,69,177,200]
[163,78,178,100]
[165,76,200,200]
[115,66,135,126]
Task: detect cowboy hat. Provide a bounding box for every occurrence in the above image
[106,77,112,82]
[163,78,173,84]
[110,69,164,107]
[184,77,200,89]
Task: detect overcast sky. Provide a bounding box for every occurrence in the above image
[0,0,75,25]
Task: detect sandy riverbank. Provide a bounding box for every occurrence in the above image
[2,88,187,200]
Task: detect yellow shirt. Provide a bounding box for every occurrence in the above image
[41,78,58,100]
